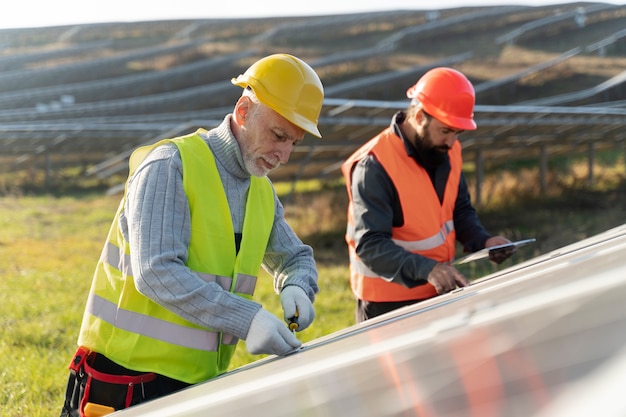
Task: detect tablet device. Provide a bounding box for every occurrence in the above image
[452,238,536,265]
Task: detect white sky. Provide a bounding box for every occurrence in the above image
[0,0,621,30]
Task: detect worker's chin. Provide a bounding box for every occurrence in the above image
[251,167,270,177]
[418,147,448,166]
[247,163,273,177]
[243,155,281,177]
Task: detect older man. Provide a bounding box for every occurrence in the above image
[61,54,324,416]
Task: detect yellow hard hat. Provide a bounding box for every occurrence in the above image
[231,54,324,138]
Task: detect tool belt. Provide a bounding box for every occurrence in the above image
[61,347,157,417]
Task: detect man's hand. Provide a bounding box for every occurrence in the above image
[485,236,514,264]
[427,264,470,294]
[280,286,315,331]
[245,309,301,356]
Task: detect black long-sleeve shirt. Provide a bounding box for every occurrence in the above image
[349,112,491,288]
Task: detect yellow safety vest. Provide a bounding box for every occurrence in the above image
[78,130,275,384]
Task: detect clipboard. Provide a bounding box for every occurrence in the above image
[452,238,536,265]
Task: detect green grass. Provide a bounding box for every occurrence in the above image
[0,195,120,417]
[2,156,626,415]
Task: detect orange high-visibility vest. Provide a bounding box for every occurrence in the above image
[341,128,462,302]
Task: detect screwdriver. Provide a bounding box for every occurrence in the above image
[288,308,299,336]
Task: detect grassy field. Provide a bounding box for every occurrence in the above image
[1,155,625,416]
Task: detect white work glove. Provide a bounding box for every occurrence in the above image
[245,309,301,356]
[280,285,315,332]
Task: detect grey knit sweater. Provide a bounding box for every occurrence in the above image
[118,115,319,342]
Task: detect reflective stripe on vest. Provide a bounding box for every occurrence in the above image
[392,220,455,252]
[86,293,238,351]
[348,220,455,280]
[346,220,454,254]
[342,128,462,302]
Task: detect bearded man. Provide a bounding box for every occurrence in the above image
[341,67,512,323]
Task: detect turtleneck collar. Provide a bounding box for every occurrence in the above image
[200,114,250,180]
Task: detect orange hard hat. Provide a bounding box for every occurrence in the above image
[406,67,477,131]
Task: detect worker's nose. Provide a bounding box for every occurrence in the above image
[443,133,458,148]
[274,143,292,165]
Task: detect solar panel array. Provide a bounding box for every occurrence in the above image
[0,3,625,196]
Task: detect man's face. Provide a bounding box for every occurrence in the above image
[238,100,305,177]
[414,111,464,165]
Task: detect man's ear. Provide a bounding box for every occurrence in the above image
[415,108,427,126]
[234,96,251,125]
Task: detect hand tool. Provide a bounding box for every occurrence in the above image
[288,308,299,336]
